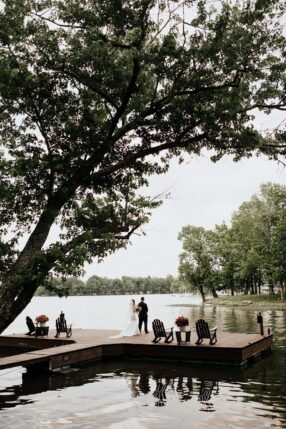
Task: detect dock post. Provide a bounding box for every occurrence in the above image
[256,312,264,335]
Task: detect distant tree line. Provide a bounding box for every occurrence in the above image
[178,183,286,302]
[35,275,182,297]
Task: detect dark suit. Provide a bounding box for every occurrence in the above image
[138,301,148,333]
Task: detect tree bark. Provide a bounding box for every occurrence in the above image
[0,190,71,332]
[230,278,234,296]
[198,285,206,303]
[211,287,218,298]
[268,277,275,295]
[280,281,286,300]
[243,279,250,295]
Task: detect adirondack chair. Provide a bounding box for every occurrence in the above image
[25,316,36,335]
[55,317,72,338]
[195,319,217,345]
[152,319,174,343]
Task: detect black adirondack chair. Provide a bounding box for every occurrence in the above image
[25,316,35,335]
[195,319,217,345]
[55,317,72,338]
[152,319,174,343]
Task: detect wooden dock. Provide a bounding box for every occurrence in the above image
[0,329,273,371]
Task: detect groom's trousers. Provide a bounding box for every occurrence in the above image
[139,316,148,333]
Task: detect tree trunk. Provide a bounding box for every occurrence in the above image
[198,285,206,303]
[254,279,258,295]
[211,287,218,298]
[244,279,250,295]
[280,281,286,300]
[250,277,255,295]
[258,277,261,294]
[0,194,68,333]
[268,277,275,295]
[230,278,234,296]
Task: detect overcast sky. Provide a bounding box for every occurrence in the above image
[82,149,286,280]
[81,101,286,280]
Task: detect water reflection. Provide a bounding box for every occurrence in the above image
[150,376,219,409]
[0,354,285,428]
[0,358,275,410]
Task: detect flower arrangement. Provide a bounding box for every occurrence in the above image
[36,314,49,324]
[175,316,189,327]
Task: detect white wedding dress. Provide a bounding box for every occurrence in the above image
[110,301,140,338]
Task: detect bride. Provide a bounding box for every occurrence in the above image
[110,299,140,338]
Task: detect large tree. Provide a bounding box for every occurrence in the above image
[231,183,286,297]
[178,226,220,301]
[0,0,285,332]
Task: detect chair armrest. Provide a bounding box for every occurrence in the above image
[210,326,217,332]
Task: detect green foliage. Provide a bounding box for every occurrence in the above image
[214,294,281,304]
[178,226,219,301]
[36,274,178,296]
[0,0,285,330]
[178,182,286,299]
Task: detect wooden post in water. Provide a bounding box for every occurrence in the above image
[257,312,264,336]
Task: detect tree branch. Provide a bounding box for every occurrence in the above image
[239,103,286,113]
[85,131,206,186]
[49,65,119,110]
[107,57,141,138]
[24,92,55,198]
[31,12,134,49]
[46,223,142,265]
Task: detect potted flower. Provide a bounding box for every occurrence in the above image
[36,314,49,326]
[175,316,189,332]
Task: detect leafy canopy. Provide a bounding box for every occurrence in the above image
[0,0,285,282]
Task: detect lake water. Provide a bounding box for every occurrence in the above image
[0,294,285,429]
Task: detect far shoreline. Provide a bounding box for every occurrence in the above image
[171,295,286,311]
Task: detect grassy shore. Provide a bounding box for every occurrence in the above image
[205,294,286,310]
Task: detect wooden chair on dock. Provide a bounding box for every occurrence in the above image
[152,319,174,343]
[195,319,217,345]
[55,317,72,338]
[25,316,36,336]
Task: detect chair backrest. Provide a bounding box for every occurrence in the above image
[152,319,167,337]
[196,319,210,338]
[26,318,35,332]
[56,317,68,332]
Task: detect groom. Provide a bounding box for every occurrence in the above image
[138,296,149,333]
